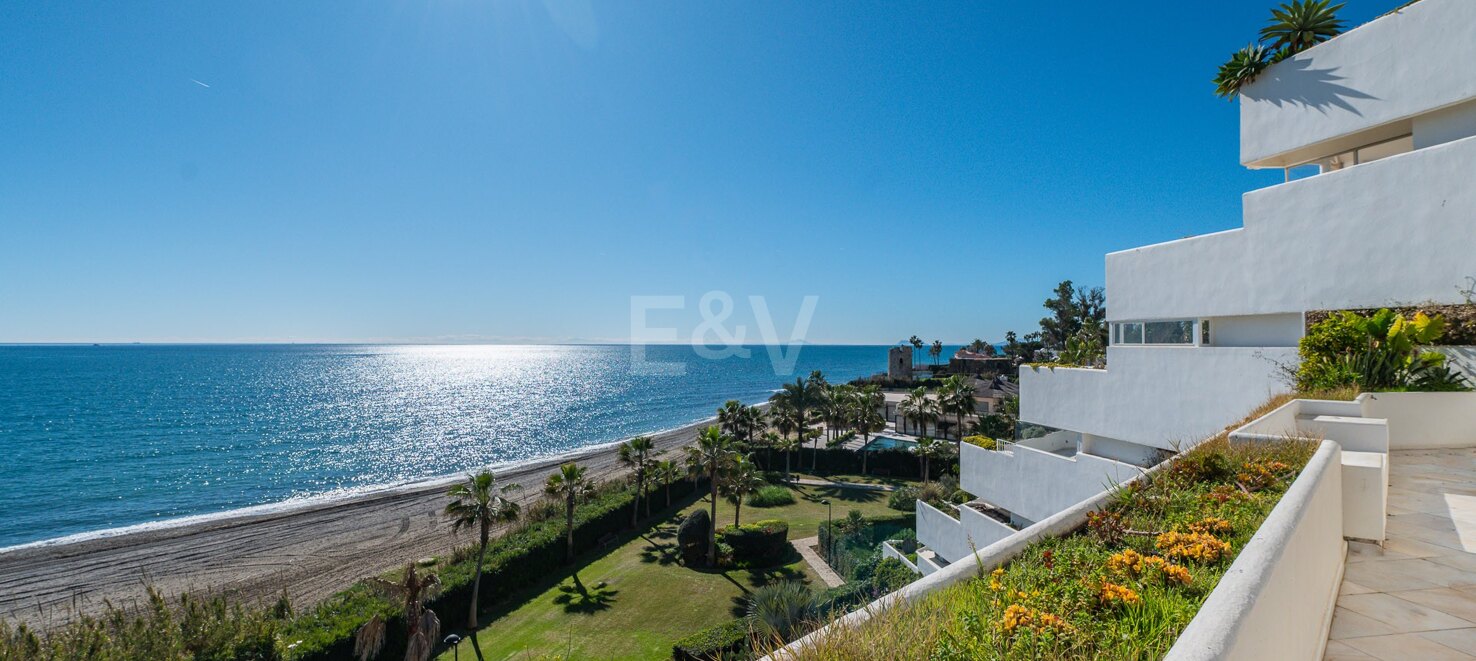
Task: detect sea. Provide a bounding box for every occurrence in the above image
[0,344,895,549]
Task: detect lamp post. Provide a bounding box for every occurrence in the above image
[444,634,461,661]
[821,498,832,561]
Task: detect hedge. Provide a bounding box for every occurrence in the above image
[752,448,956,479]
[720,520,789,565]
[283,477,701,660]
[745,485,795,507]
[672,619,750,661]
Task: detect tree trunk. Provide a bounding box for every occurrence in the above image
[862,449,868,475]
[734,498,742,527]
[707,470,718,567]
[469,529,487,628]
[630,477,640,528]
[565,496,576,563]
[924,457,931,483]
[784,451,791,482]
[665,480,672,508]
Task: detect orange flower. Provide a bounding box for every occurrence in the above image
[1099,582,1141,606]
[1189,517,1232,534]
[1157,531,1231,563]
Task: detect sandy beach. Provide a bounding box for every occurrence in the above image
[0,416,720,629]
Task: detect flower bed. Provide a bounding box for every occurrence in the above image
[773,435,1317,660]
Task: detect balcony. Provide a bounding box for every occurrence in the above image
[914,496,1019,566]
[1019,346,1296,451]
[957,441,1140,524]
[1107,133,1476,323]
[1239,0,1476,167]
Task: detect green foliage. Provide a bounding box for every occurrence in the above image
[721,519,791,565]
[887,486,918,512]
[1215,1,1346,99]
[746,581,822,644]
[777,436,1318,659]
[677,508,713,565]
[1298,309,1470,392]
[0,588,285,661]
[672,619,751,661]
[1214,44,1273,99]
[747,485,797,508]
[961,435,997,451]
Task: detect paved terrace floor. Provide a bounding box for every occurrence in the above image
[1326,448,1476,660]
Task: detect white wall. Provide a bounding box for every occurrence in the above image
[1210,313,1303,348]
[1358,391,1476,450]
[958,441,1140,523]
[914,500,971,566]
[1413,99,1476,149]
[1239,0,1476,165]
[1109,134,1476,323]
[1020,346,1296,450]
[1081,433,1162,467]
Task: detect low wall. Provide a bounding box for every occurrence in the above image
[1357,391,1476,450]
[1166,441,1345,661]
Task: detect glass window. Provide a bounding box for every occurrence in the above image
[1144,320,1195,344]
[1118,322,1143,344]
[1200,319,1211,345]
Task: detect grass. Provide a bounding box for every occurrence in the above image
[439,483,902,660]
[771,434,1318,660]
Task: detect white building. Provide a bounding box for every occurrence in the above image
[914,0,1476,572]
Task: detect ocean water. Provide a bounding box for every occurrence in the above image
[0,344,885,549]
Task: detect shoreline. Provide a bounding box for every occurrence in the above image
[0,410,736,555]
[0,411,743,628]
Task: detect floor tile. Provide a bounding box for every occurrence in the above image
[1392,588,1476,624]
[1421,628,1476,656]
[1343,632,1476,660]
[1330,607,1398,640]
[1323,640,1374,659]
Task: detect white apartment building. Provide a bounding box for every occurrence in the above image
[912,0,1476,573]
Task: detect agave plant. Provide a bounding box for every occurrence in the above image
[355,563,442,661]
[1213,44,1273,99]
[1260,0,1346,55]
[747,581,821,644]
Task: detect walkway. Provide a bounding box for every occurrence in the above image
[1325,448,1476,660]
[791,536,845,588]
[790,477,898,492]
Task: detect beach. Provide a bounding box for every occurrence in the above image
[0,416,717,629]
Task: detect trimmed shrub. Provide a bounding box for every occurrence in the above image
[672,619,750,661]
[746,485,796,508]
[961,434,996,450]
[677,509,712,566]
[721,520,790,565]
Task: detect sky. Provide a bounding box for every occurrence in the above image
[0,1,1396,345]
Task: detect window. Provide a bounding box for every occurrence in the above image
[1113,319,1196,345]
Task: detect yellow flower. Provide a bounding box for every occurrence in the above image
[1157,531,1231,563]
[1000,604,1072,635]
[1189,517,1232,535]
[1099,582,1141,606]
[1107,549,1146,575]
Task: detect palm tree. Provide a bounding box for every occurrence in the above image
[544,462,594,563]
[1260,0,1345,55]
[775,375,826,471]
[443,471,520,629]
[941,375,976,442]
[686,426,738,566]
[747,581,820,645]
[768,431,800,482]
[355,564,441,661]
[899,387,935,436]
[929,340,944,366]
[912,436,953,483]
[908,336,924,365]
[852,387,886,474]
[717,400,748,446]
[969,338,987,353]
[618,436,656,525]
[722,455,765,526]
[654,459,682,508]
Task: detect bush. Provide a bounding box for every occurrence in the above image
[961,434,996,450]
[746,485,796,507]
[672,619,750,661]
[887,486,918,511]
[1297,308,1471,392]
[722,520,790,565]
[677,509,713,566]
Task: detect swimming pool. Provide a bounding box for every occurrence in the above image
[860,436,917,452]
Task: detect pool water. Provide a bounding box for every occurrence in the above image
[861,436,917,451]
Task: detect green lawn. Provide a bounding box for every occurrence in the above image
[789,472,919,489]
[438,484,902,661]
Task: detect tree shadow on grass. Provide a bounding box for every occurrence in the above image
[552,573,618,614]
[804,486,881,504]
[637,533,680,566]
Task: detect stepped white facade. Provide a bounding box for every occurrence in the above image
[916,0,1476,570]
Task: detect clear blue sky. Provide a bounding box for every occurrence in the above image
[0,1,1393,344]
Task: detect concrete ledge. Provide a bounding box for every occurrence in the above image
[1166,441,1345,661]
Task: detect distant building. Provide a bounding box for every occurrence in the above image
[886,345,912,380]
[947,349,1013,377]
